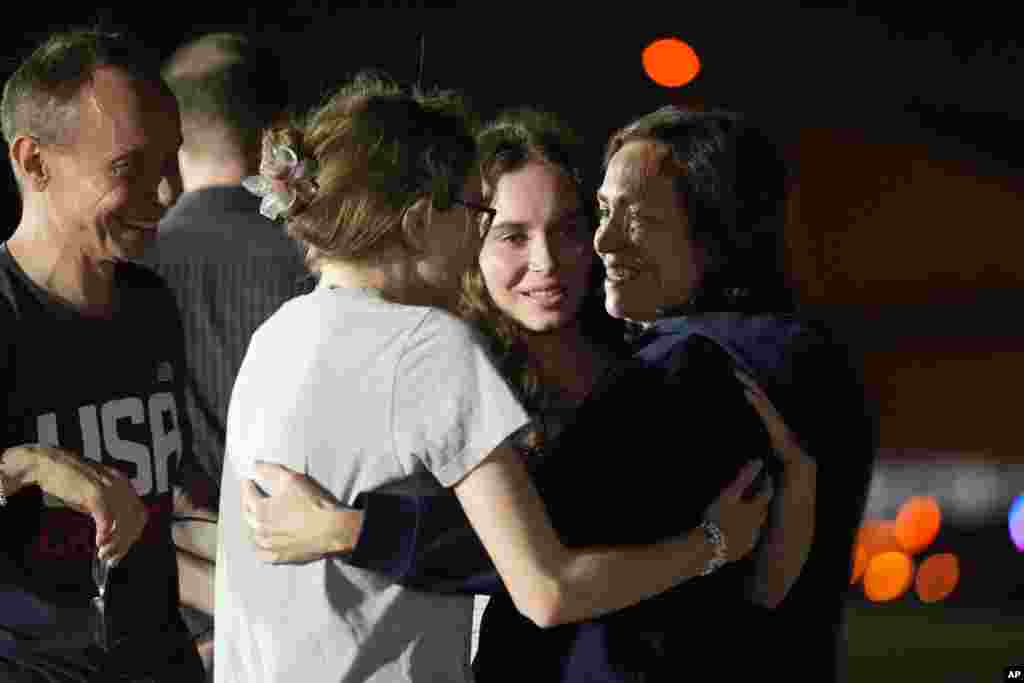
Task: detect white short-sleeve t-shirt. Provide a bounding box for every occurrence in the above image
[215,287,529,683]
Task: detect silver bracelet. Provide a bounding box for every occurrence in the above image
[699,520,727,576]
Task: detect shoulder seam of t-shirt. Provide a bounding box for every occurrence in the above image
[389,305,440,478]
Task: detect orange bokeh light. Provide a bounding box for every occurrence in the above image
[863,551,914,602]
[915,553,960,603]
[642,38,701,88]
[850,543,869,585]
[857,519,903,557]
[894,496,942,554]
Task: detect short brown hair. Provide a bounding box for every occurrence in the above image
[272,71,476,271]
[163,33,288,158]
[2,29,163,147]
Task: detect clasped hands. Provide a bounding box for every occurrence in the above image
[1,444,147,565]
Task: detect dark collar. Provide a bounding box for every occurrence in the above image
[634,316,690,346]
[162,186,262,223]
[632,312,743,348]
[654,302,697,319]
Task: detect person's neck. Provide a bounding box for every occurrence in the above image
[523,322,613,403]
[180,157,249,193]
[317,251,450,310]
[7,213,116,314]
[317,260,395,293]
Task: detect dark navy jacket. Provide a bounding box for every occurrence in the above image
[346,313,875,682]
[633,314,877,678]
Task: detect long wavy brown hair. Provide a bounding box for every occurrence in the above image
[457,109,626,451]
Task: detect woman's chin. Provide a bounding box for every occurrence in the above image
[516,296,586,333]
[603,296,654,324]
[602,292,633,321]
[519,313,574,334]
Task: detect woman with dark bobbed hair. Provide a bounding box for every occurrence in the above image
[598,106,796,317]
[590,105,875,680]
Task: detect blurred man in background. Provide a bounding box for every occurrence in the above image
[147,32,312,678]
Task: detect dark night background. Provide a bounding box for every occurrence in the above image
[2,4,1022,679]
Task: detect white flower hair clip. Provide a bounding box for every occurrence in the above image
[242,136,319,221]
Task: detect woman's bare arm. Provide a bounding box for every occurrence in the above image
[736,370,817,608]
[177,548,215,615]
[172,485,217,616]
[748,462,816,608]
[240,445,772,619]
[453,444,771,628]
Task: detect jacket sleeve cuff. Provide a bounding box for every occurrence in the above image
[346,491,422,581]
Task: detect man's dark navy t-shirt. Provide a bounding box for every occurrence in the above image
[0,244,203,681]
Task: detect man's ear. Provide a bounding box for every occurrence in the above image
[10,135,48,192]
[158,148,184,208]
[400,196,432,254]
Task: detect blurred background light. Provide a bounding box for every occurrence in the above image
[914,553,960,602]
[642,38,700,88]
[1009,494,1024,551]
[894,495,942,554]
[863,551,914,602]
[851,542,869,585]
[862,457,1023,526]
[857,519,902,558]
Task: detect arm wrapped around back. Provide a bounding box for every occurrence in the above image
[474,334,781,681]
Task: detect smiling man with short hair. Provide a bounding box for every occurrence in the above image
[0,29,207,682]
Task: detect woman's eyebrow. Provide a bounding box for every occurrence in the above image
[488,220,528,233]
